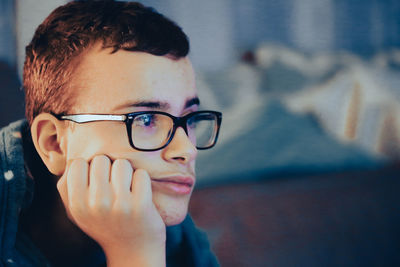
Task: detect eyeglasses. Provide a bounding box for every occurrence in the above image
[55,110,222,152]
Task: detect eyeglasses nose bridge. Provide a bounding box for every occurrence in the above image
[173,116,189,136]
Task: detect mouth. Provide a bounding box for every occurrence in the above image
[150,176,194,195]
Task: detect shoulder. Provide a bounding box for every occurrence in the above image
[0,119,34,265]
[0,119,29,157]
[0,119,29,182]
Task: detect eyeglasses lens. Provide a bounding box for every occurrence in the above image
[131,112,218,150]
[187,113,218,148]
[131,114,173,150]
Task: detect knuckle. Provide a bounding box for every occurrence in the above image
[113,158,133,171]
[132,198,149,213]
[134,168,147,176]
[71,158,87,168]
[68,159,88,178]
[88,198,112,215]
[69,202,86,217]
[92,155,111,166]
[113,200,133,216]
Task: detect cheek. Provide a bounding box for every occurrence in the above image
[126,152,163,172]
[65,124,165,172]
[65,123,132,160]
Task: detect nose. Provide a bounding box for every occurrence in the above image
[162,127,197,164]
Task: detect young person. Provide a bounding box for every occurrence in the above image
[0,1,221,266]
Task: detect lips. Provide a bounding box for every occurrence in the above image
[151,176,194,195]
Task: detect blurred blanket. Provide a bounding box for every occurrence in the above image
[195,46,400,186]
[196,100,382,186]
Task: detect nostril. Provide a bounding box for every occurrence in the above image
[172,156,187,162]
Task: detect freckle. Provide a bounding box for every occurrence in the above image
[4,170,14,181]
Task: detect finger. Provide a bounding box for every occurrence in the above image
[110,159,133,199]
[56,168,68,206]
[88,155,112,209]
[67,158,89,209]
[131,169,152,205]
[56,158,77,208]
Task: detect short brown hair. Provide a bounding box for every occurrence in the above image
[23,1,189,125]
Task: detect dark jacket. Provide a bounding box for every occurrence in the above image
[0,119,218,266]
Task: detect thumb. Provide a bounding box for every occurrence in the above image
[56,159,75,223]
[56,158,77,202]
[56,167,69,206]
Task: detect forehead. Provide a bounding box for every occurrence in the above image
[70,46,197,114]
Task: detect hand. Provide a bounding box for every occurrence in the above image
[57,155,166,266]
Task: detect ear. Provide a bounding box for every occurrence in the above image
[31,113,68,176]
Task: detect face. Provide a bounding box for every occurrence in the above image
[63,45,198,226]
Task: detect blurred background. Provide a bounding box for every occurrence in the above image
[1,0,400,266]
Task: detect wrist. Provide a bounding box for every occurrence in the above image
[105,242,166,267]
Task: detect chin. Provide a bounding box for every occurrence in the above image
[161,211,187,226]
[152,192,191,226]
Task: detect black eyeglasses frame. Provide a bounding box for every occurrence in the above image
[55,110,222,152]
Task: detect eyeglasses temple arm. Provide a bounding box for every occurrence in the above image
[59,114,126,123]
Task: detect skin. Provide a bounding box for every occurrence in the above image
[30,45,199,266]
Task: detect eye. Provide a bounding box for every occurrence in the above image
[135,114,156,127]
[187,117,197,129]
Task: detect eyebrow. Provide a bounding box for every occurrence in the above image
[184,97,200,108]
[113,96,200,112]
